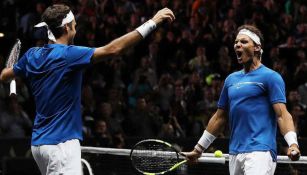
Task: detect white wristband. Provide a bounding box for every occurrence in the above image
[284,131,298,147]
[194,144,203,153]
[136,20,157,38]
[195,130,216,152]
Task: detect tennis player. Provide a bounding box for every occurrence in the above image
[0,4,175,175]
[185,25,301,175]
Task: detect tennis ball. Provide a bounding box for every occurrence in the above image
[214,150,223,157]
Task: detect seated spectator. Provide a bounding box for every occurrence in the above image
[92,119,112,147]
[188,45,211,77]
[112,131,125,148]
[0,97,32,138]
[95,102,123,135]
[127,74,153,108]
[124,96,162,137]
[298,82,307,107]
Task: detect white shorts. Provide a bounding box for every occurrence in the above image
[229,151,276,175]
[31,139,82,175]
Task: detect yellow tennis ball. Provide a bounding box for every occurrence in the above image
[214,150,223,157]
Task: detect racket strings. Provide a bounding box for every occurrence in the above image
[131,142,179,173]
[6,39,21,68]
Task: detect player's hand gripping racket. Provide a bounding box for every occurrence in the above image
[6,39,21,95]
[130,139,224,175]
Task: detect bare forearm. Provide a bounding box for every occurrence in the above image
[274,103,300,160]
[273,103,296,135]
[0,68,15,82]
[92,8,175,64]
[193,109,227,153]
[277,111,296,135]
[206,110,227,137]
[92,31,142,63]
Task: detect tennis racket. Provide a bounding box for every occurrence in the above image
[130,139,225,175]
[6,39,21,95]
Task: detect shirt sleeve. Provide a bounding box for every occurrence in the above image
[267,72,286,104]
[65,45,95,70]
[217,78,229,110]
[13,48,33,78]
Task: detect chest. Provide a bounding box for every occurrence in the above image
[228,74,267,100]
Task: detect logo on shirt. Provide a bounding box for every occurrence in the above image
[233,82,264,90]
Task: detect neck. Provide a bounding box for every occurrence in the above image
[48,35,70,45]
[243,58,262,73]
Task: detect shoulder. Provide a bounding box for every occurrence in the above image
[260,65,283,81]
[18,47,41,62]
[222,70,242,87]
[25,47,41,55]
[66,45,93,51]
[65,45,94,56]
[225,70,242,81]
[258,66,285,88]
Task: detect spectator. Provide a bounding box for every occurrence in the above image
[95,102,123,135]
[127,73,153,108]
[188,45,211,77]
[154,73,174,118]
[124,96,162,137]
[92,119,112,147]
[0,0,307,143]
[298,82,307,107]
[0,97,32,138]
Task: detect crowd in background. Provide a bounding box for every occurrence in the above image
[0,0,306,149]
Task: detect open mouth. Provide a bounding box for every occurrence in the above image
[236,51,243,60]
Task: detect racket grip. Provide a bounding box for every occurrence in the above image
[10,79,16,95]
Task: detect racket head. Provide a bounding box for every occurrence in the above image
[6,39,21,68]
[6,39,21,96]
[130,139,185,175]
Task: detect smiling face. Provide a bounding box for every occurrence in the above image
[234,34,257,64]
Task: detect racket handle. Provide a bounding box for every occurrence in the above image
[179,152,186,157]
[10,79,16,95]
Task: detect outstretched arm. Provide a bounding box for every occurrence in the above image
[273,103,300,161]
[91,8,175,64]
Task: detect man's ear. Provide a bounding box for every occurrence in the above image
[254,45,261,52]
[65,24,70,32]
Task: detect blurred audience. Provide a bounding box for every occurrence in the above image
[0,0,306,149]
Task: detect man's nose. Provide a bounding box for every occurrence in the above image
[235,43,242,48]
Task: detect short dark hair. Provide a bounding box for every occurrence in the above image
[41,4,71,39]
[236,25,264,58]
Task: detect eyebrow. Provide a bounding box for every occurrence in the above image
[235,38,250,42]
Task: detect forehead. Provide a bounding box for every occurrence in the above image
[235,34,253,42]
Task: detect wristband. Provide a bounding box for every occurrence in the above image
[136,20,157,38]
[284,131,298,147]
[194,130,216,152]
[194,144,203,153]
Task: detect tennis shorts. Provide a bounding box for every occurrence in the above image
[229,151,276,175]
[31,139,82,175]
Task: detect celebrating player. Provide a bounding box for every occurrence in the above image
[0,4,175,175]
[185,25,300,175]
